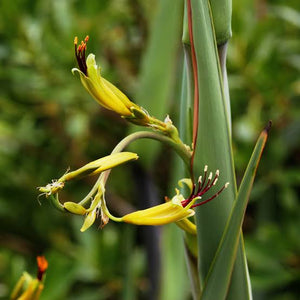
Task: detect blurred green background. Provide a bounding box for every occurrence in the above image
[0,0,299,299]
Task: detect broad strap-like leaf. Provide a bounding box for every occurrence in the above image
[200,123,271,300]
[184,0,252,298]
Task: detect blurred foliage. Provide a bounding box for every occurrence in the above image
[228,0,300,299]
[0,0,299,299]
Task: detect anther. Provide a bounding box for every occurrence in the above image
[181,166,229,208]
[74,35,89,76]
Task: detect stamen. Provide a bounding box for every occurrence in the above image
[74,35,89,76]
[181,166,229,208]
[191,181,229,208]
[199,172,213,195]
[198,175,202,184]
[213,170,219,185]
[201,167,208,187]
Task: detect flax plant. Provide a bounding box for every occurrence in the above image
[37,0,271,299]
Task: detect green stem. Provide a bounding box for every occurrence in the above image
[79,130,191,206]
[102,130,191,185]
[101,197,123,222]
[48,194,65,212]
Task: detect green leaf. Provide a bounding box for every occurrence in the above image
[183,0,252,298]
[129,0,183,166]
[201,123,270,299]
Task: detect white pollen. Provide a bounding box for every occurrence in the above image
[208,172,212,180]
[216,170,220,176]
[198,176,202,183]
[204,165,208,172]
[225,182,230,188]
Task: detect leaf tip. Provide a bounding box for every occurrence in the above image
[264,120,272,133]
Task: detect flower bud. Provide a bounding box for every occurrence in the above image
[64,202,87,215]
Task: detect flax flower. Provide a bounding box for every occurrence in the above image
[72,36,139,117]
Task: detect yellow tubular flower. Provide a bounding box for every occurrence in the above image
[72,36,138,117]
[10,256,47,300]
[121,194,195,226]
[59,152,138,182]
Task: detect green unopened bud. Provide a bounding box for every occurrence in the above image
[64,202,87,215]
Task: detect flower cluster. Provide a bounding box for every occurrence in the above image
[39,152,228,232]
[38,35,229,234]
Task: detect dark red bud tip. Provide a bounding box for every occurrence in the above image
[264,120,272,133]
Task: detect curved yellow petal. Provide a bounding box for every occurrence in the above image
[178,178,193,193]
[121,201,194,226]
[80,210,97,232]
[59,152,138,182]
[73,54,136,116]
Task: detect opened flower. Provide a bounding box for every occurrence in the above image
[121,190,195,225]
[72,36,139,117]
[72,36,181,138]
[121,166,229,226]
[10,256,48,300]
